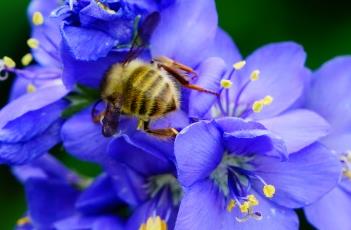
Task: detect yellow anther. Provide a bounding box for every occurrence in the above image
[21,53,33,66]
[32,11,44,25]
[139,216,168,230]
[27,38,39,49]
[343,170,351,180]
[26,83,37,93]
[263,95,274,105]
[17,216,30,226]
[250,70,260,81]
[252,100,264,113]
[247,194,259,206]
[239,201,250,213]
[96,1,116,14]
[233,60,246,70]
[263,184,276,198]
[3,56,16,68]
[226,199,236,212]
[221,79,233,89]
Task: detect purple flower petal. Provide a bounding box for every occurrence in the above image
[320,132,351,153]
[305,56,351,133]
[204,28,242,69]
[151,0,218,67]
[175,121,223,187]
[260,109,330,153]
[61,25,116,61]
[28,0,61,66]
[0,120,63,165]
[108,134,174,176]
[0,84,68,129]
[253,143,341,208]
[305,187,351,230]
[106,161,148,206]
[76,174,120,215]
[175,180,223,230]
[25,178,79,228]
[54,215,124,230]
[61,108,111,163]
[216,117,287,159]
[237,42,307,120]
[61,45,124,89]
[189,57,227,118]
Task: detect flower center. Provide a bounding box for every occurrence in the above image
[212,60,274,118]
[146,173,183,206]
[210,153,276,222]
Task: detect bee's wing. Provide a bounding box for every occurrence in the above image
[102,102,121,137]
[122,12,161,65]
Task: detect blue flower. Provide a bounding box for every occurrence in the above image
[189,41,331,154]
[14,155,125,229]
[0,0,69,165]
[104,134,181,230]
[303,56,351,230]
[173,118,341,229]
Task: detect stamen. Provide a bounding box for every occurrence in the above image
[221,79,233,89]
[21,53,33,66]
[252,100,264,113]
[139,216,168,230]
[263,184,276,198]
[17,216,30,226]
[32,11,44,26]
[239,201,250,213]
[27,38,39,49]
[26,83,37,93]
[3,56,16,68]
[226,199,236,212]
[262,95,274,105]
[250,70,260,81]
[233,60,246,70]
[247,194,259,206]
[343,170,351,180]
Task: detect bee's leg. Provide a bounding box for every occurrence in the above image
[142,120,179,138]
[92,111,105,124]
[153,56,197,78]
[153,57,219,96]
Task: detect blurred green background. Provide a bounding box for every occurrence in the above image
[1,0,351,229]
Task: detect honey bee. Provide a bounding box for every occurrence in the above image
[93,12,218,138]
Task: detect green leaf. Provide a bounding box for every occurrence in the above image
[61,85,101,119]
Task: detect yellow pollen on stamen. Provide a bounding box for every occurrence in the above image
[250,70,260,81]
[221,79,233,89]
[263,184,276,198]
[239,201,250,213]
[139,216,168,230]
[252,100,264,113]
[27,83,37,93]
[262,95,274,105]
[343,170,351,180]
[247,194,259,206]
[227,199,236,212]
[32,11,44,25]
[27,38,39,49]
[233,60,246,70]
[3,56,16,68]
[21,53,33,66]
[17,216,30,226]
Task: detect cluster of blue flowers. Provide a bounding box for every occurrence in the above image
[1,0,350,229]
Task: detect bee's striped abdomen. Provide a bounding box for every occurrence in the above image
[123,65,179,119]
